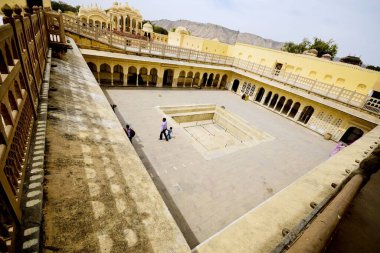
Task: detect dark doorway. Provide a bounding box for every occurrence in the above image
[288,102,300,118]
[340,127,364,144]
[163,69,174,86]
[232,79,240,92]
[27,0,43,8]
[255,87,265,102]
[201,73,208,86]
[298,106,314,124]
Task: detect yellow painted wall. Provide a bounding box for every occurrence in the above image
[168,31,380,95]
[230,43,380,95]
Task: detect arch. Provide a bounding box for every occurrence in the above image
[323,74,332,82]
[177,70,186,86]
[356,84,367,91]
[87,62,97,72]
[255,87,265,102]
[113,65,124,86]
[206,73,214,86]
[95,20,101,28]
[288,102,300,118]
[102,22,106,29]
[213,74,220,87]
[163,69,174,86]
[5,43,14,66]
[220,74,228,89]
[336,78,345,85]
[193,72,200,87]
[99,63,111,85]
[201,73,208,86]
[308,71,317,78]
[125,16,130,31]
[139,67,148,85]
[127,66,138,85]
[149,68,158,86]
[281,99,293,115]
[340,127,364,144]
[185,71,193,87]
[89,19,94,27]
[298,106,314,124]
[275,96,286,111]
[0,51,8,74]
[232,79,240,92]
[132,19,136,29]
[295,67,302,74]
[269,94,279,108]
[264,91,272,106]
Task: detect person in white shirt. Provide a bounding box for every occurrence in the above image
[159,118,169,141]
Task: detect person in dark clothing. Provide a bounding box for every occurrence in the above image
[124,124,135,143]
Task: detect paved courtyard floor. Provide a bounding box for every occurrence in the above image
[104,88,336,248]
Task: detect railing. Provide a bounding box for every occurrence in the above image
[0,4,64,252]
[62,13,379,115]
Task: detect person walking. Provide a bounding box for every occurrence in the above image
[124,124,135,143]
[159,118,169,141]
[167,127,173,139]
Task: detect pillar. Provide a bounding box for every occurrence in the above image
[294,105,305,121]
[111,72,114,86]
[123,73,128,86]
[260,91,267,105]
[157,69,163,87]
[172,69,179,87]
[97,71,100,84]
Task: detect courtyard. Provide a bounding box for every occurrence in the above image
[104,88,336,247]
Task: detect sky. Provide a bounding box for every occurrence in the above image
[63,0,380,66]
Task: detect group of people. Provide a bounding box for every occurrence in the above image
[123,118,174,143]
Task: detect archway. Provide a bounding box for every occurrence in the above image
[220,74,228,89]
[99,63,111,85]
[288,102,300,118]
[232,79,240,92]
[281,99,293,115]
[113,65,123,86]
[275,96,286,111]
[185,72,193,87]
[264,92,272,106]
[127,66,137,85]
[177,70,186,87]
[193,72,200,87]
[298,106,314,124]
[207,73,214,86]
[269,94,279,108]
[163,69,174,86]
[340,127,364,144]
[213,74,220,87]
[139,67,148,85]
[149,68,157,86]
[201,73,208,86]
[125,16,130,32]
[87,62,97,73]
[255,87,265,102]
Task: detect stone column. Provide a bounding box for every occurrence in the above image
[172,69,179,87]
[111,72,114,86]
[123,73,128,86]
[156,69,163,87]
[260,91,267,105]
[294,105,305,121]
[97,71,100,84]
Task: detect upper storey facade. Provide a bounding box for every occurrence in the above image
[167,29,380,98]
[78,1,142,34]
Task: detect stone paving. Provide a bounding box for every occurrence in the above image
[104,88,336,247]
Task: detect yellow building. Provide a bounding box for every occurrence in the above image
[167,28,380,96]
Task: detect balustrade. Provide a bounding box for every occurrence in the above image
[62,13,379,115]
[0,4,63,252]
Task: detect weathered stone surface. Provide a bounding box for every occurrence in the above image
[43,38,190,253]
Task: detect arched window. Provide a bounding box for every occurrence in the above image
[193,72,200,86]
[178,70,186,86]
[163,69,174,86]
[213,74,220,87]
[207,73,214,86]
[340,127,364,144]
[139,67,148,85]
[185,71,193,87]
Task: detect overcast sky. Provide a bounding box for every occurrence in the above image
[63,0,380,66]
